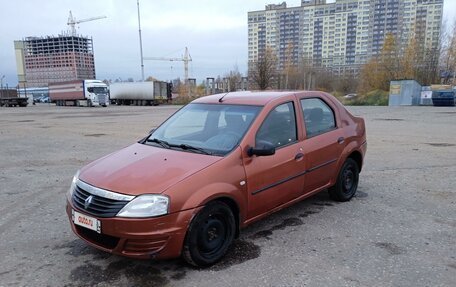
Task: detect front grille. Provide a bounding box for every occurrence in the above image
[72,185,129,218]
[76,226,119,249]
[98,94,107,105]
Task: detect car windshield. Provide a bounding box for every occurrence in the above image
[92,87,108,93]
[145,103,262,156]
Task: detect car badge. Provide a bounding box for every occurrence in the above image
[84,195,93,209]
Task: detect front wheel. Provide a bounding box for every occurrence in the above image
[329,158,359,202]
[182,201,235,267]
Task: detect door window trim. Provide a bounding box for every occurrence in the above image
[255,101,298,150]
[299,97,337,139]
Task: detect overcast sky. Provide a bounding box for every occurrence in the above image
[0,0,455,86]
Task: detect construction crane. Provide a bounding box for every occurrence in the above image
[67,11,107,36]
[143,47,192,84]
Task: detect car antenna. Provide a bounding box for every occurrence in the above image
[218,92,229,103]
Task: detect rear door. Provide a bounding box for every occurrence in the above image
[299,97,344,193]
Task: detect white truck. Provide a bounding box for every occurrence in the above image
[49,80,109,107]
[109,81,169,106]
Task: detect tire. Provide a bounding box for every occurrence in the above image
[182,201,235,267]
[328,158,359,202]
[87,99,93,107]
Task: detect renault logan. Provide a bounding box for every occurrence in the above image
[66,91,367,267]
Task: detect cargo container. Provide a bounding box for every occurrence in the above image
[49,80,109,107]
[109,81,169,106]
[432,89,455,107]
[389,80,421,106]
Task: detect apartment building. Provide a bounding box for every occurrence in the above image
[248,0,443,75]
[15,34,96,88]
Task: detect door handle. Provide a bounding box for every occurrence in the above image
[337,137,345,144]
[295,153,304,160]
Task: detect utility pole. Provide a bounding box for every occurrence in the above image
[137,0,145,82]
[0,75,4,95]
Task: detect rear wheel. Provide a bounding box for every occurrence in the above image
[329,158,359,202]
[182,201,235,267]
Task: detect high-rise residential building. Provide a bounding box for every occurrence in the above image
[248,0,443,75]
[14,34,96,88]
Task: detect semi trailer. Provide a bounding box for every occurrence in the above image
[109,81,170,106]
[0,89,28,107]
[49,80,109,107]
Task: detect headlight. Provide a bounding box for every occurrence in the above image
[68,170,80,197]
[117,195,169,218]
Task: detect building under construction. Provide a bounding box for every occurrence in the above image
[14,33,96,88]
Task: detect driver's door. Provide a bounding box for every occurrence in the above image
[242,101,305,219]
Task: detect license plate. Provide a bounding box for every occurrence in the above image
[72,209,101,233]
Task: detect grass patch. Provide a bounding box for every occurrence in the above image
[333,90,389,106]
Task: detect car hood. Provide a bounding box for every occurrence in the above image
[79,143,221,196]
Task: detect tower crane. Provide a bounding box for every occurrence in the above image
[143,47,192,84]
[67,11,107,36]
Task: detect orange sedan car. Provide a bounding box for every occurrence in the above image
[66,91,366,266]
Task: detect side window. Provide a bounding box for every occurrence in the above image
[256,102,297,148]
[301,98,336,138]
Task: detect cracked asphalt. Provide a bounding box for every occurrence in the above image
[0,104,455,286]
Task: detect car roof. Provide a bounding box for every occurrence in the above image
[192,91,323,106]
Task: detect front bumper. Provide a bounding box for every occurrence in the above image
[66,199,199,260]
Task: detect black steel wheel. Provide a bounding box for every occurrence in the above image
[183,201,235,267]
[329,158,359,202]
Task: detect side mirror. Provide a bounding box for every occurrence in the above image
[247,141,275,157]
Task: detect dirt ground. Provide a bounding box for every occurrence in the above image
[0,104,455,286]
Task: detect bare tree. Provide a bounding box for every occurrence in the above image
[250,47,277,90]
[441,21,456,84]
[225,65,242,92]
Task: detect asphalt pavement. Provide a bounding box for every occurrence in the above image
[0,104,455,287]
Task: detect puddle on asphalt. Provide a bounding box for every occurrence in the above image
[312,202,334,207]
[210,239,261,271]
[66,260,169,287]
[425,143,455,147]
[374,118,404,121]
[299,210,320,218]
[84,133,107,137]
[59,237,260,285]
[355,190,369,198]
[374,242,405,255]
[54,240,111,260]
[250,217,304,240]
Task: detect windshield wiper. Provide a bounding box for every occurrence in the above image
[146,138,211,155]
[177,144,212,155]
[146,138,170,149]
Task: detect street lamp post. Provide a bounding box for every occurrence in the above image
[0,75,5,97]
[137,0,145,82]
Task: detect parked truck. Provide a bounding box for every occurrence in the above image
[0,89,28,107]
[109,81,170,106]
[49,80,109,107]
